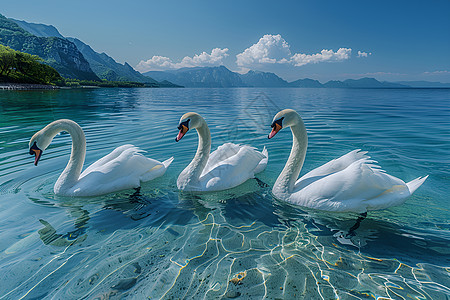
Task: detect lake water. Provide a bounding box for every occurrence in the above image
[0,87,449,299]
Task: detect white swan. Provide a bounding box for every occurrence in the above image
[268,109,428,213]
[28,119,173,196]
[175,112,268,192]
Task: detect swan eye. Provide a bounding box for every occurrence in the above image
[29,141,43,166]
[29,141,41,154]
[177,119,190,130]
[271,117,284,128]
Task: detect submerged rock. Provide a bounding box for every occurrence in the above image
[111,277,137,290]
[224,291,241,298]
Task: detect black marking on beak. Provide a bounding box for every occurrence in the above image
[177,119,190,131]
[268,117,284,139]
[29,141,43,166]
[176,119,190,142]
[271,117,284,129]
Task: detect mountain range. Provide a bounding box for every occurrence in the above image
[394,81,450,88]
[144,66,444,88]
[145,66,246,88]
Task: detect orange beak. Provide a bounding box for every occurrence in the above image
[31,148,42,166]
[268,123,282,139]
[176,124,189,142]
[29,142,43,166]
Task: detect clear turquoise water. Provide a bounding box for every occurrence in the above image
[0,87,449,299]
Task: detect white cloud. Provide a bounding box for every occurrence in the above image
[236,34,291,66]
[181,48,229,67]
[136,56,174,71]
[137,35,362,72]
[424,70,450,75]
[357,51,372,58]
[236,34,353,68]
[136,48,229,72]
[290,48,352,66]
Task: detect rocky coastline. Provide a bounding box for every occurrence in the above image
[0,83,59,90]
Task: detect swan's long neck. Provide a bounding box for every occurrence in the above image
[273,118,308,197]
[181,122,211,186]
[43,120,86,193]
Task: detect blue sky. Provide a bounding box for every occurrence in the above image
[2,0,450,82]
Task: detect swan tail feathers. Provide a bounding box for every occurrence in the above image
[162,157,174,169]
[140,157,174,182]
[359,150,368,155]
[355,149,370,159]
[253,147,268,174]
[406,175,428,194]
[262,146,268,159]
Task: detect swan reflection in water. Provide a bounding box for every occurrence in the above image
[33,187,182,248]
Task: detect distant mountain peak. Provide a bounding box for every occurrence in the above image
[341,77,409,88]
[289,78,323,88]
[395,80,450,88]
[143,65,246,87]
[240,69,289,87]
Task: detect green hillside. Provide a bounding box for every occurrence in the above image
[0,44,61,84]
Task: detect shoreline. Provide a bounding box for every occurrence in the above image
[1,82,448,91]
[0,83,59,90]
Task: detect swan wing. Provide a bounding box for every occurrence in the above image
[202,143,242,175]
[289,158,411,212]
[296,149,369,188]
[80,144,136,177]
[199,145,265,191]
[74,146,167,196]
